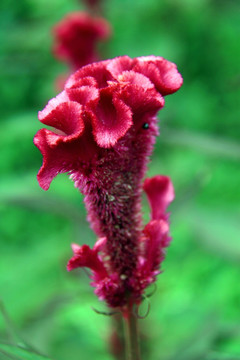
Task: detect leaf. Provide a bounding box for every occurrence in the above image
[162,127,240,161]
[188,208,240,261]
[174,206,240,261]
[0,300,19,345]
[0,174,85,224]
[205,351,240,360]
[0,301,52,360]
[0,343,52,360]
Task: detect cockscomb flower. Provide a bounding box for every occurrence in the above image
[34,56,182,308]
[53,12,111,70]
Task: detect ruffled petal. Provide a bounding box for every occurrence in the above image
[65,75,98,90]
[68,241,125,307]
[91,87,133,147]
[142,219,170,273]
[134,56,183,95]
[116,71,164,116]
[67,244,108,281]
[66,85,99,106]
[34,117,98,190]
[106,56,135,78]
[34,129,68,190]
[38,91,69,122]
[143,175,174,220]
[34,130,78,190]
[66,60,113,89]
[38,100,84,140]
[118,70,154,89]
[93,237,107,252]
[120,85,164,116]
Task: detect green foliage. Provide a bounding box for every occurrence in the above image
[0,0,239,359]
[0,343,52,360]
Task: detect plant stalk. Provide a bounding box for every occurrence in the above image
[123,304,141,360]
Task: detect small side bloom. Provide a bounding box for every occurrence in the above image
[67,176,174,307]
[67,242,108,283]
[135,176,175,292]
[53,12,111,70]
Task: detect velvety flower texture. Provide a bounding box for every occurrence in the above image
[53,12,111,70]
[34,56,182,308]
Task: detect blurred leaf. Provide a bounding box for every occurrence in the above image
[0,301,52,359]
[0,300,21,345]
[187,208,240,261]
[205,351,240,360]
[162,127,240,161]
[0,343,52,360]
[1,191,83,224]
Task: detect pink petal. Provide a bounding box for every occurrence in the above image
[34,129,78,190]
[143,175,175,220]
[143,219,170,272]
[120,85,164,115]
[33,119,98,190]
[116,71,164,116]
[93,237,107,252]
[38,99,84,140]
[134,57,183,95]
[34,129,67,190]
[67,244,108,281]
[66,61,113,89]
[118,70,154,89]
[65,75,98,90]
[38,91,69,121]
[66,85,99,106]
[71,243,82,254]
[106,56,135,78]
[35,99,91,190]
[91,87,133,147]
[156,58,183,94]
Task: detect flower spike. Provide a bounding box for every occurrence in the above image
[34,56,182,307]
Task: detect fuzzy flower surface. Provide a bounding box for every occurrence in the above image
[34,56,182,308]
[53,12,111,70]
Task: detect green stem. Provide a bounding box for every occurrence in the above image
[123,304,141,360]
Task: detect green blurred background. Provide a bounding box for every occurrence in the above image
[0,0,240,359]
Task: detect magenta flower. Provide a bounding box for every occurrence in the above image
[34,56,182,308]
[53,12,111,70]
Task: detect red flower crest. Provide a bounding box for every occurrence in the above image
[34,56,182,307]
[53,12,111,70]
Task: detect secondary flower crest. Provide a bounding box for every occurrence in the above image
[53,12,111,70]
[34,56,182,308]
[67,175,174,307]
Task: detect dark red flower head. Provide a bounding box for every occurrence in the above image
[34,56,182,308]
[53,12,111,69]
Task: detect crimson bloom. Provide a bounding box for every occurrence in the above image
[53,12,111,70]
[34,56,182,308]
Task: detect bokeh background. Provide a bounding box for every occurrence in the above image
[0,0,240,359]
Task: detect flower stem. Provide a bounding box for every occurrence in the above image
[123,304,141,360]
